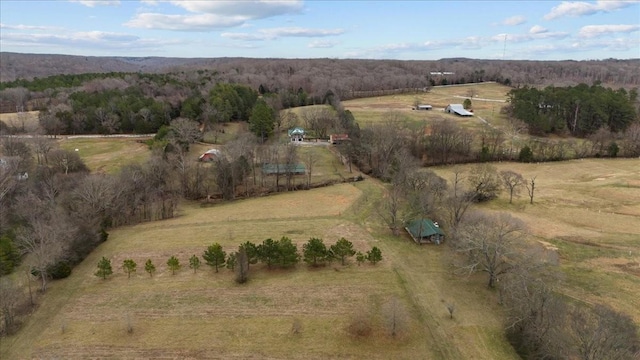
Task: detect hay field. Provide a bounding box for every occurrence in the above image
[58,137,152,173]
[343,83,511,130]
[432,158,640,323]
[0,111,40,132]
[1,180,519,360]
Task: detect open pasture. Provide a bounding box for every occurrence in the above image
[58,137,152,173]
[0,111,40,132]
[343,83,511,131]
[1,179,520,359]
[433,158,640,323]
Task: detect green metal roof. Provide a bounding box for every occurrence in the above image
[288,127,305,136]
[262,163,306,174]
[405,218,444,238]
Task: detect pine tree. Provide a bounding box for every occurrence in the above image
[122,259,137,279]
[144,259,156,277]
[226,252,237,271]
[356,252,366,266]
[189,255,201,274]
[167,256,181,275]
[330,238,356,265]
[278,236,300,268]
[303,237,329,267]
[257,238,279,268]
[367,247,383,265]
[203,243,226,273]
[95,257,113,279]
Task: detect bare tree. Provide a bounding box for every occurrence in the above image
[500,170,525,204]
[467,163,501,202]
[443,168,475,231]
[170,117,202,149]
[283,143,299,191]
[382,296,408,337]
[31,133,56,165]
[569,305,639,360]
[0,277,22,334]
[303,149,317,189]
[446,302,455,319]
[301,107,336,139]
[17,210,72,292]
[525,176,537,205]
[377,182,404,236]
[454,212,525,288]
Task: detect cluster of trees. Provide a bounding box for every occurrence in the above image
[507,83,637,136]
[92,237,380,285]
[446,211,640,359]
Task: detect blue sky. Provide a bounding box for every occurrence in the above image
[1,0,639,60]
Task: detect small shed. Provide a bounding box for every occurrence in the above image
[262,163,306,175]
[416,104,433,110]
[445,104,473,116]
[199,149,221,162]
[329,134,350,144]
[288,127,305,142]
[405,218,445,245]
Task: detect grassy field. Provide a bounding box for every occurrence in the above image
[58,137,152,174]
[432,158,640,324]
[0,111,40,132]
[343,82,511,131]
[0,178,519,359]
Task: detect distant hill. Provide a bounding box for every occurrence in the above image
[1,52,639,89]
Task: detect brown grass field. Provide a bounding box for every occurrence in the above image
[0,111,40,132]
[343,82,511,131]
[2,84,639,358]
[432,158,640,324]
[58,137,152,174]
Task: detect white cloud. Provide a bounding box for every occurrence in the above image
[492,30,569,43]
[544,0,640,20]
[126,0,303,31]
[308,40,338,48]
[222,27,344,41]
[69,0,120,7]
[125,13,247,31]
[503,15,526,26]
[0,23,58,31]
[578,24,640,38]
[0,30,178,50]
[529,25,548,34]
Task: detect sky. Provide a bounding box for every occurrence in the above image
[0,0,639,60]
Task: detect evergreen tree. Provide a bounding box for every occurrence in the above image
[122,259,137,279]
[242,241,259,268]
[144,259,156,277]
[203,243,226,273]
[257,238,279,268]
[226,252,237,271]
[278,236,300,268]
[167,256,181,275]
[331,238,356,265]
[248,99,275,142]
[189,255,201,274]
[367,247,383,265]
[95,257,113,279]
[356,251,366,266]
[303,237,330,267]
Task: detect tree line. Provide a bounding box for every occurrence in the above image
[506,83,638,136]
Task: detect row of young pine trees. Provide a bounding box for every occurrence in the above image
[95,237,383,284]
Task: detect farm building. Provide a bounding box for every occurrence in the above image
[329,133,350,144]
[445,104,473,116]
[288,127,305,142]
[416,104,433,110]
[405,218,445,245]
[198,149,221,162]
[262,163,306,175]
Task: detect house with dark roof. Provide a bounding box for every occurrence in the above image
[288,127,305,142]
[405,218,445,245]
[416,104,433,110]
[445,104,473,117]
